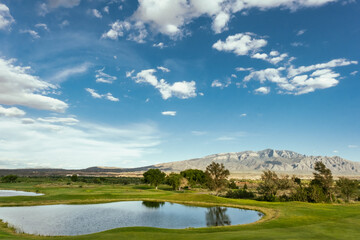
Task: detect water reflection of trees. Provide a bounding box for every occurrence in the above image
[142,201,165,209]
[206,207,231,227]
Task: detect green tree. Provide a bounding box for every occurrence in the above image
[70,174,78,182]
[166,173,184,190]
[180,169,206,187]
[205,162,230,191]
[310,161,333,201]
[336,177,358,202]
[257,170,279,201]
[143,169,166,189]
[1,175,18,183]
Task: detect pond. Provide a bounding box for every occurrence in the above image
[0,190,44,197]
[0,201,263,236]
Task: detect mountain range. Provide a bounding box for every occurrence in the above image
[0,149,359,177]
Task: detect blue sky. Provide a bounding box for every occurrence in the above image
[0,0,359,169]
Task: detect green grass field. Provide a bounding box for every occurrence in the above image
[0,181,359,240]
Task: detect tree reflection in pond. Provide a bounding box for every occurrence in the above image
[142,201,165,209]
[206,207,231,226]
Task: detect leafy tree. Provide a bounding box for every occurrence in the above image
[70,174,78,182]
[143,169,166,189]
[336,177,358,202]
[166,173,188,190]
[1,175,17,183]
[205,162,230,191]
[257,170,279,201]
[310,161,333,201]
[180,169,206,187]
[1,175,18,183]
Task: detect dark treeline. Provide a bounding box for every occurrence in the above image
[0,175,142,185]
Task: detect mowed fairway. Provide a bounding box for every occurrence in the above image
[0,182,359,240]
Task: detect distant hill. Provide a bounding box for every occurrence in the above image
[0,149,359,177]
[150,149,360,175]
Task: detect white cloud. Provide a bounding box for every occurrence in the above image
[350,71,358,75]
[270,51,279,56]
[0,57,68,112]
[85,88,102,99]
[213,33,267,56]
[296,29,306,36]
[157,66,170,72]
[162,111,176,116]
[102,20,148,43]
[105,93,119,102]
[255,86,270,94]
[240,113,247,117]
[0,117,160,168]
[348,145,358,148]
[287,58,358,78]
[35,23,49,31]
[243,58,357,95]
[126,69,135,78]
[92,9,103,18]
[153,42,165,48]
[231,74,237,78]
[85,88,119,101]
[211,78,231,88]
[0,105,25,117]
[133,69,197,100]
[0,3,14,30]
[39,0,81,15]
[127,0,335,40]
[20,29,40,39]
[52,63,90,83]
[252,52,268,60]
[95,68,117,84]
[37,117,79,125]
[236,67,253,71]
[103,6,110,13]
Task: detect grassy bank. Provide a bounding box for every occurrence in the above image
[0,181,359,240]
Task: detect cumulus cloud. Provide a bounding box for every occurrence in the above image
[162,111,176,116]
[0,3,14,30]
[105,93,119,102]
[213,33,267,56]
[211,78,231,88]
[153,42,165,48]
[91,9,103,18]
[20,29,40,39]
[236,67,253,71]
[35,23,49,31]
[126,0,336,40]
[0,57,68,112]
[95,68,117,84]
[85,88,119,101]
[39,0,81,15]
[132,69,197,100]
[243,58,358,95]
[102,20,148,43]
[0,117,160,168]
[255,86,270,94]
[0,105,25,117]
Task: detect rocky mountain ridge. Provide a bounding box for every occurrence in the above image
[152,149,360,175]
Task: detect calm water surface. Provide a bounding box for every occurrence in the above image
[0,190,43,197]
[0,201,263,236]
